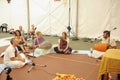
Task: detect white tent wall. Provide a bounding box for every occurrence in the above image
[0,0,28,30]
[107,0,120,41]
[0,0,77,36]
[32,0,77,36]
[0,0,120,40]
[31,0,70,35]
[78,0,120,40]
[0,0,12,29]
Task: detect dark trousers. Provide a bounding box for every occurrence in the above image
[17,46,23,52]
[54,47,72,53]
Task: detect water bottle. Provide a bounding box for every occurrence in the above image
[90,48,93,57]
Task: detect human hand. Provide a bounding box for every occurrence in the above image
[63,49,66,52]
[24,43,27,46]
[60,49,63,52]
[20,58,25,62]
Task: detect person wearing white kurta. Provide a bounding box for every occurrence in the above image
[4,38,26,68]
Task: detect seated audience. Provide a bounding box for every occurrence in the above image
[34,31,52,49]
[34,31,45,48]
[19,25,25,37]
[4,38,26,68]
[29,31,52,57]
[14,30,28,53]
[19,25,28,40]
[29,24,36,37]
[54,32,72,54]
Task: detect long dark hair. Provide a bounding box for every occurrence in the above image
[14,30,21,36]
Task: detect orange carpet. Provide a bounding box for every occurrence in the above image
[0,46,100,80]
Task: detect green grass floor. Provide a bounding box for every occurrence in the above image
[45,36,120,50]
[0,32,14,39]
[0,32,120,50]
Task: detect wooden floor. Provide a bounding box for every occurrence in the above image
[0,46,100,80]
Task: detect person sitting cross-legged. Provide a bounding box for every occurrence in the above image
[14,30,28,53]
[93,30,117,62]
[28,24,36,38]
[34,31,45,48]
[3,38,26,68]
[19,25,25,37]
[29,31,52,57]
[54,32,72,54]
[101,30,117,49]
[94,30,117,52]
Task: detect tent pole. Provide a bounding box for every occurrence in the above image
[67,0,71,38]
[69,0,71,27]
[71,0,79,40]
[27,0,30,33]
[76,0,79,38]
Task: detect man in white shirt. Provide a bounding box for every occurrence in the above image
[91,30,117,59]
[4,38,26,68]
[102,30,116,49]
[19,25,25,37]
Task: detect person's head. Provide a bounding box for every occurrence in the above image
[15,30,21,36]
[103,30,110,39]
[31,24,35,29]
[35,31,42,38]
[10,38,19,47]
[19,26,23,31]
[62,32,67,39]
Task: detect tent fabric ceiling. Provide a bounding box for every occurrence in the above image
[0,0,120,40]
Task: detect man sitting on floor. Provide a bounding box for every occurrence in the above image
[3,38,26,68]
[101,30,117,49]
[94,30,117,52]
[92,30,117,59]
[19,25,25,37]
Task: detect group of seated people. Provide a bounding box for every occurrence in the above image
[2,25,117,68]
[2,24,73,68]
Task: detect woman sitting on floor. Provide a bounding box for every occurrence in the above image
[34,31,45,48]
[14,30,28,53]
[54,32,72,54]
[32,31,52,57]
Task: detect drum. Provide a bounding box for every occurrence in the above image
[94,43,108,52]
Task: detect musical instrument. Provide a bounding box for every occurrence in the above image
[94,43,108,52]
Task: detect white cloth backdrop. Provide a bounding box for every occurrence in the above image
[0,0,120,40]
